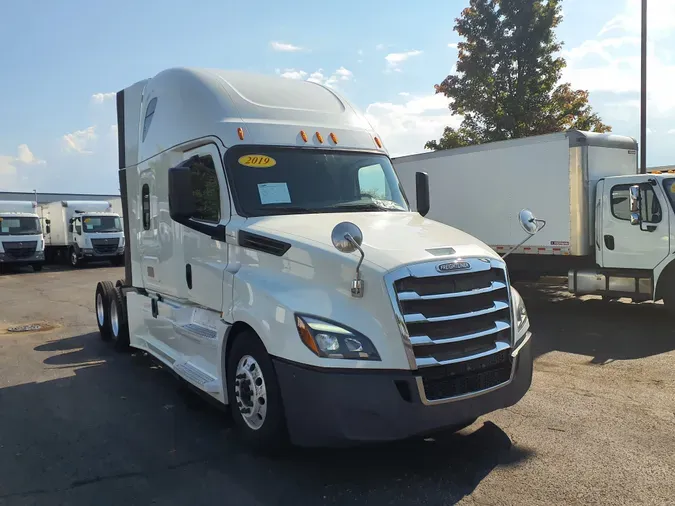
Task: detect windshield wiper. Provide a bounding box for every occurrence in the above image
[330,202,405,212]
[259,206,314,215]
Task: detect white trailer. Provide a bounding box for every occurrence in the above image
[394,131,675,308]
[39,200,125,267]
[92,67,534,449]
[0,200,45,272]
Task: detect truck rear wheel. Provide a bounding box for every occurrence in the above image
[227,331,288,450]
[109,287,130,351]
[95,281,115,340]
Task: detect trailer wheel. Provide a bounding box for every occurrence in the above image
[227,331,288,450]
[95,281,115,340]
[109,287,130,351]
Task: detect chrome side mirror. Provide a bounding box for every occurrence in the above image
[331,222,365,298]
[629,185,640,213]
[629,185,641,226]
[519,208,539,235]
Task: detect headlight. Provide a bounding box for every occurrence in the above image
[511,287,529,337]
[295,315,381,360]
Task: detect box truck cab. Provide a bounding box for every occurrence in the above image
[40,200,125,267]
[94,67,534,448]
[394,131,675,310]
[0,200,45,272]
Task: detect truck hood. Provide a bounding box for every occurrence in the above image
[247,211,500,272]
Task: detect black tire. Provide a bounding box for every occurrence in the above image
[115,279,125,288]
[227,331,288,451]
[69,248,81,268]
[109,287,130,351]
[33,264,43,272]
[95,280,115,341]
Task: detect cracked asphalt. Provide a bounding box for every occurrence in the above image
[1,266,674,505]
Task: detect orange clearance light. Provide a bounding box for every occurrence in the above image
[300,130,308,142]
[329,132,338,144]
[316,131,324,144]
[237,127,245,140]
[374,136,382,148]
[652,170,662,174]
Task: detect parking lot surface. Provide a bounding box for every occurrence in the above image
[1,266,674,505]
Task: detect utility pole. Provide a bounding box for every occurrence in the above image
[640,0,647,174]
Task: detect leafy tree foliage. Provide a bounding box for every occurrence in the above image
[426,0,611,151]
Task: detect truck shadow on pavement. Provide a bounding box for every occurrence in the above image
[0,332,532,505]
[515,278,675,363]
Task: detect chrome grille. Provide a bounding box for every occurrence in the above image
[386,257,514,403]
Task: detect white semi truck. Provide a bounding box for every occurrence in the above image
[0,200,45,272]
[394,130,675,309]
[93,67,534,448]
[40,200,125,267]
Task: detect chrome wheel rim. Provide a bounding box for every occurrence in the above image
[71,252,77,265]
[110,298,119,337]
[96,293,105,327]
[234,355,267,430]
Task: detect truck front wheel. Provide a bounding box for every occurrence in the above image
[227,331,288,450]
[69,248,81,268]
[95,281,115,340]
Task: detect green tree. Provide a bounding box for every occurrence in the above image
[426,0,611,151]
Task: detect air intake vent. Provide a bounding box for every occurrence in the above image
[238,231,291,257]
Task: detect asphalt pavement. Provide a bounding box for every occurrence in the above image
[0,265,674,505]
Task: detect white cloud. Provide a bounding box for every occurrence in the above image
[385,50,423,72]
[376,43,385,51]
[599,0,675,39]
[357,49,363,56]
[62,126,97,154]
[280,67,354,88]
[365,93,461,157]
[669,129,675,134]
[279,69,308,80]
[0,144,45,191]
[398,92,410,97]
[448,42,458,49]
[270,41,304,52]
[91,92,115,104]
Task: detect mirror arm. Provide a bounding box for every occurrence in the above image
[345,233,365,298]
[502,219,546,259]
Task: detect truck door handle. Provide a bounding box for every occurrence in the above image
[186,264,192,289]
[604,235,615,250]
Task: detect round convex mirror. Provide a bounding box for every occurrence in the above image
[331,222,363,253]
[518,209,539,235]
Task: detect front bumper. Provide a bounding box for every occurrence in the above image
[81,248,124,258]
[274,332,533,447]
[0,251,45,264]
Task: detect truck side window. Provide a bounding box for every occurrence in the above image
[142,184,150,230]
[142,98,157,142]
[187,155,220,223]
[75,218,82,235]
[611,184,662,224]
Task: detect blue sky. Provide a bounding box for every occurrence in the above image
[2,0,674,194]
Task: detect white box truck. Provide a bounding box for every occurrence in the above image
[93,67,534,449]
[0,200,45,272]
[40,200,125,267]
[394,130,675,309]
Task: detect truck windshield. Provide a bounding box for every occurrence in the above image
[224,147,409,216]
[663,179,675,212]
[83,216,122,233]
[0,216,41,235]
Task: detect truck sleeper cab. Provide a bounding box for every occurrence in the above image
[0,200,45,272]
[96,67,533,448]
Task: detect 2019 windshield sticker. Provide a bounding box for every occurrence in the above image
[238,155,277,168]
